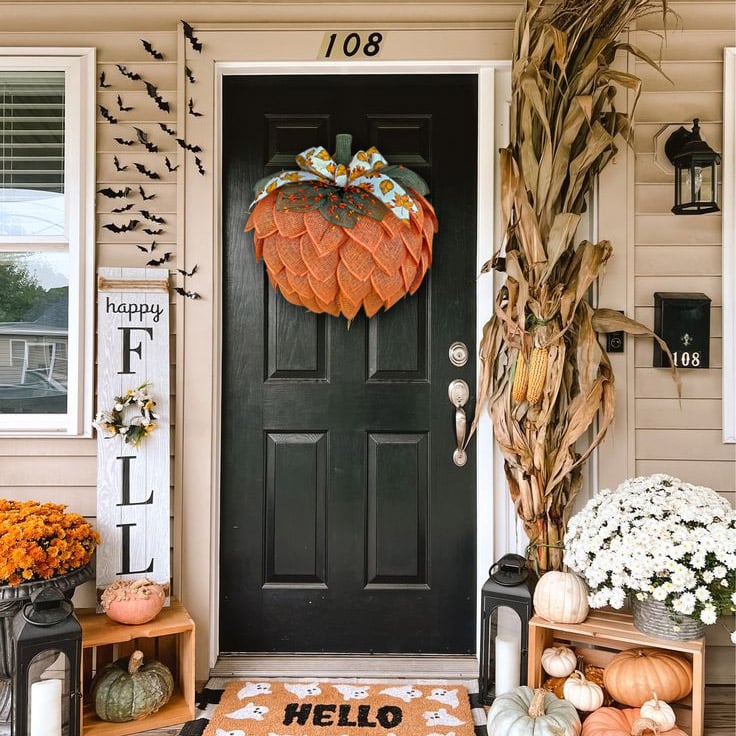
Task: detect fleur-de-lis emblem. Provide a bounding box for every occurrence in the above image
[681,333,693,346]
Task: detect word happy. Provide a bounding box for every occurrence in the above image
[283,702,403,729]
[105,296,164,322]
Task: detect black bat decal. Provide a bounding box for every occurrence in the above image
[164,157,179,173]
[181,21,202,53]
[158,122,176,137]
[113,156,128,172]
[136,240,157,253]
[114,137,135,146]
[116,94,133,112]
[147,252,172,267]
[140,210,166,224]
[99,71,111,88]
[177,264,198,277]
[103,220,140,233]
[133,127,158,153]
[99,105,118,124]
[144,82,170,113]
[98,186,131,199]
[143,228,164,235]
[176,138,202,154]
[112,203,134,213]
[195,156,205,175]
[133,162,160,180]
[175,287,201,299]
[185,66,196,84]
[141,39,164,60]
[138,185,155,201]
[116,64,141,81]
[187,98,203,117]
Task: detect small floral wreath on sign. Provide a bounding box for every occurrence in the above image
[94,382,158,446]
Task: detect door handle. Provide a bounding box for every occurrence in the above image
[448,379,469,467]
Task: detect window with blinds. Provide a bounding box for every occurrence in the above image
[0,51,95,435]
[0,71,65,237]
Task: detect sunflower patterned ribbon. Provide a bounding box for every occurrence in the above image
[251,145,420,223]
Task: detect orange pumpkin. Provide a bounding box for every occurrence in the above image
[101,579,166,625]
[603,648,692,707]
[581,707,688,736]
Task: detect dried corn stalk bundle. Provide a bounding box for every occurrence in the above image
[474,0,676,571]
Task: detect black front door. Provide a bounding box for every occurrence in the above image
[220,74,477,654]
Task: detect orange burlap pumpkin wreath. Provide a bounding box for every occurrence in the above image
[245,134,438,320]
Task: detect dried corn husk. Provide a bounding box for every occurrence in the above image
[468,0,678,572]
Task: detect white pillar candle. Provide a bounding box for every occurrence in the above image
[494,636,521,696]
[30,678,62,736]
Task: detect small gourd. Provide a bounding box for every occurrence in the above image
[489,686,581,736]
[541,646,577,678]
[562,670,604,712]
[640,692,677,732]
[91,650,174,722]
[581,707,688,736]
[533,571,589,624]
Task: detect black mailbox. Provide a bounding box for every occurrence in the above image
[653,292,710,369]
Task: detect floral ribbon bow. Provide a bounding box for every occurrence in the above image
[252,145,420,223]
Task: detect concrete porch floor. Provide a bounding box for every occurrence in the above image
[128,685,735,735]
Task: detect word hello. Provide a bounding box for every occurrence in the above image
[283,703,402,729]
[106,296,164,323]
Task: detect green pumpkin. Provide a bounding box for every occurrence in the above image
[91,649,174,722]
[489,686,581,736]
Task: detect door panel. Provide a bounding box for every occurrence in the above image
[221,74,477,654]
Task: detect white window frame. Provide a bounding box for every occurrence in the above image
[0,48,95,436]
[723,49,736,443]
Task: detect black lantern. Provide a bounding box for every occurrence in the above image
[479,554,536,705]
[11,587,82,736]
[664,118,721,214]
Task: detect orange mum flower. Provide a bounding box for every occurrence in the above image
[0,500,99,586]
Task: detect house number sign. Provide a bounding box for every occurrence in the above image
[318,31,385,59]
[95,267,171,603]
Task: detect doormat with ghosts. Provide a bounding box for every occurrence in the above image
[196,680,485,736]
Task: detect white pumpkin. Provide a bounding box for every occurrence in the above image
[640,692,677,732]
[541,646,578,678]
[562,670,604,712]
[533,571,589,624]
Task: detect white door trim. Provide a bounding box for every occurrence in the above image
[177,24,512,680]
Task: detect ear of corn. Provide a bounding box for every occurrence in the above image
[511,351,529,403]
[526,347,548,405]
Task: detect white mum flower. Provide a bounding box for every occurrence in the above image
[673,593,696,615]
[609,587,626,609]
[700,605,717,625]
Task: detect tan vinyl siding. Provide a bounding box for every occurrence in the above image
[631,1,736,682]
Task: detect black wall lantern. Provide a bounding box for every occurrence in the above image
[479,554,536,705]
[11,587,82,736]
[664,118,721,214]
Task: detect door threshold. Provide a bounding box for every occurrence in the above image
[212,654,479,681]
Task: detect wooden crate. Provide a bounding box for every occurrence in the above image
[77,599,195,736]
[528,610,705,736]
